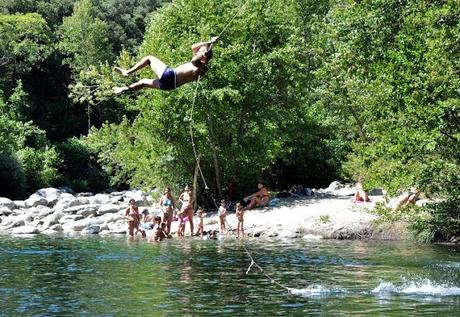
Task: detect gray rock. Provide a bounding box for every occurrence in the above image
[62,218,104,232]
[81,225,101,234]
[109,196,124,204]
[0,197,15,210]
[77,192,94,197]
[58,186,74,194]
[13,200,26,209]
[88,194,111,205]
[326,181,345,191]
[42,229,61,234]
[62,204,97,215]
[49,223,63,232]
[125,189,148,206]
[54,197,77,212]
[2,214,33,228]
[25,194,48,208]
[34,188,63,207]
[97,204,122,215]
[36,206,54,219]
[369,188,384,196]
[59,214,84,224]
[76,205,98,217]
[0,207,13,216]
[101,213,124,224]
[12,225,39,234]
[36,188,62,198]
[75,197,90,205]
[42,212,64,229]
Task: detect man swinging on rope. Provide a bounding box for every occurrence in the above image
[112,36,218,95]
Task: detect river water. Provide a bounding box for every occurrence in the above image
[0,235,459,316]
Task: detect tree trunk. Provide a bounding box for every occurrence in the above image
[206,114,223,198]
[193,157,199,211]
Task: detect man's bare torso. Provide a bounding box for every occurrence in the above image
[175,62,203,87]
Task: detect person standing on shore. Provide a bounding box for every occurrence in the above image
[236,202,244,239]
[179,185,194,236]
[159,187,175,235]
[218,199,227,234]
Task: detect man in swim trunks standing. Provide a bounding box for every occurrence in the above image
[112,36,219,95]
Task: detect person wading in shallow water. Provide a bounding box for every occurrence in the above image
[125,199,145,238]
[178,185,194,236]
[159,187,175,235]
[112,36,219,95]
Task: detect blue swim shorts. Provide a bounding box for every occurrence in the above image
[159,67,177,91]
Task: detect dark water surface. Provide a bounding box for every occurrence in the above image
[1,235,459,316]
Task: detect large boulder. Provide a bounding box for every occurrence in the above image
[0,207,13,217]
[49,223,63,232]
[42,212,64,229]
[62,204,97,216]
[1,214,33,228]
[25,194,49,208]
[34,188,63,206]
[59,214,84,224]
[12,225,39,234]
[75,197,90,206]
[0,197,15,210]
[36,206,54,219]
[62,218,104,232]
[13,200,26,209]
[97,204,122,216]
[81,225,101,234]
[108,220,126,234]
[76,205,98,217]
[88,194,111,205]
[125,189,149,206]
[54,196,78,212]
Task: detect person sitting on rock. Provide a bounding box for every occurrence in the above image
[112,36,219,95]
[245,183,270,209]
[353,176,370,203]
[395,187,420,210]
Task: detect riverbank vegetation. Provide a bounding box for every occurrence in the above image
[0,0,458,241]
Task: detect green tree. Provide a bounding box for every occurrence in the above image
[58,0,114,73]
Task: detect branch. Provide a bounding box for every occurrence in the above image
[441,130,460,144]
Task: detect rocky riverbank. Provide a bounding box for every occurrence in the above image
[0,183,414,239]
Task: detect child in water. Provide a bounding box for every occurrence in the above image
[195,208,206,237]
[154,223,168,242]
[218,199,227,234]
[177,210,188,238]
[236,202,244,239]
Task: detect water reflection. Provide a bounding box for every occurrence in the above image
[0,236,459,316]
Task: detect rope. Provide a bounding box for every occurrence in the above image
[188,75,209,190]
[187,0,292,294]
[212,0,252,46]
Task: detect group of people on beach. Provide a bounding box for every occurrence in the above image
[124,183,270,241]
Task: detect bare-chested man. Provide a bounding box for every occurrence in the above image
[112,36,218,95]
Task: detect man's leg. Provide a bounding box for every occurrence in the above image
[117,55,167,79]
[113,78,159,95]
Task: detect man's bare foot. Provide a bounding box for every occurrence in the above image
[112,86,128,95]
[114,66,129,77]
